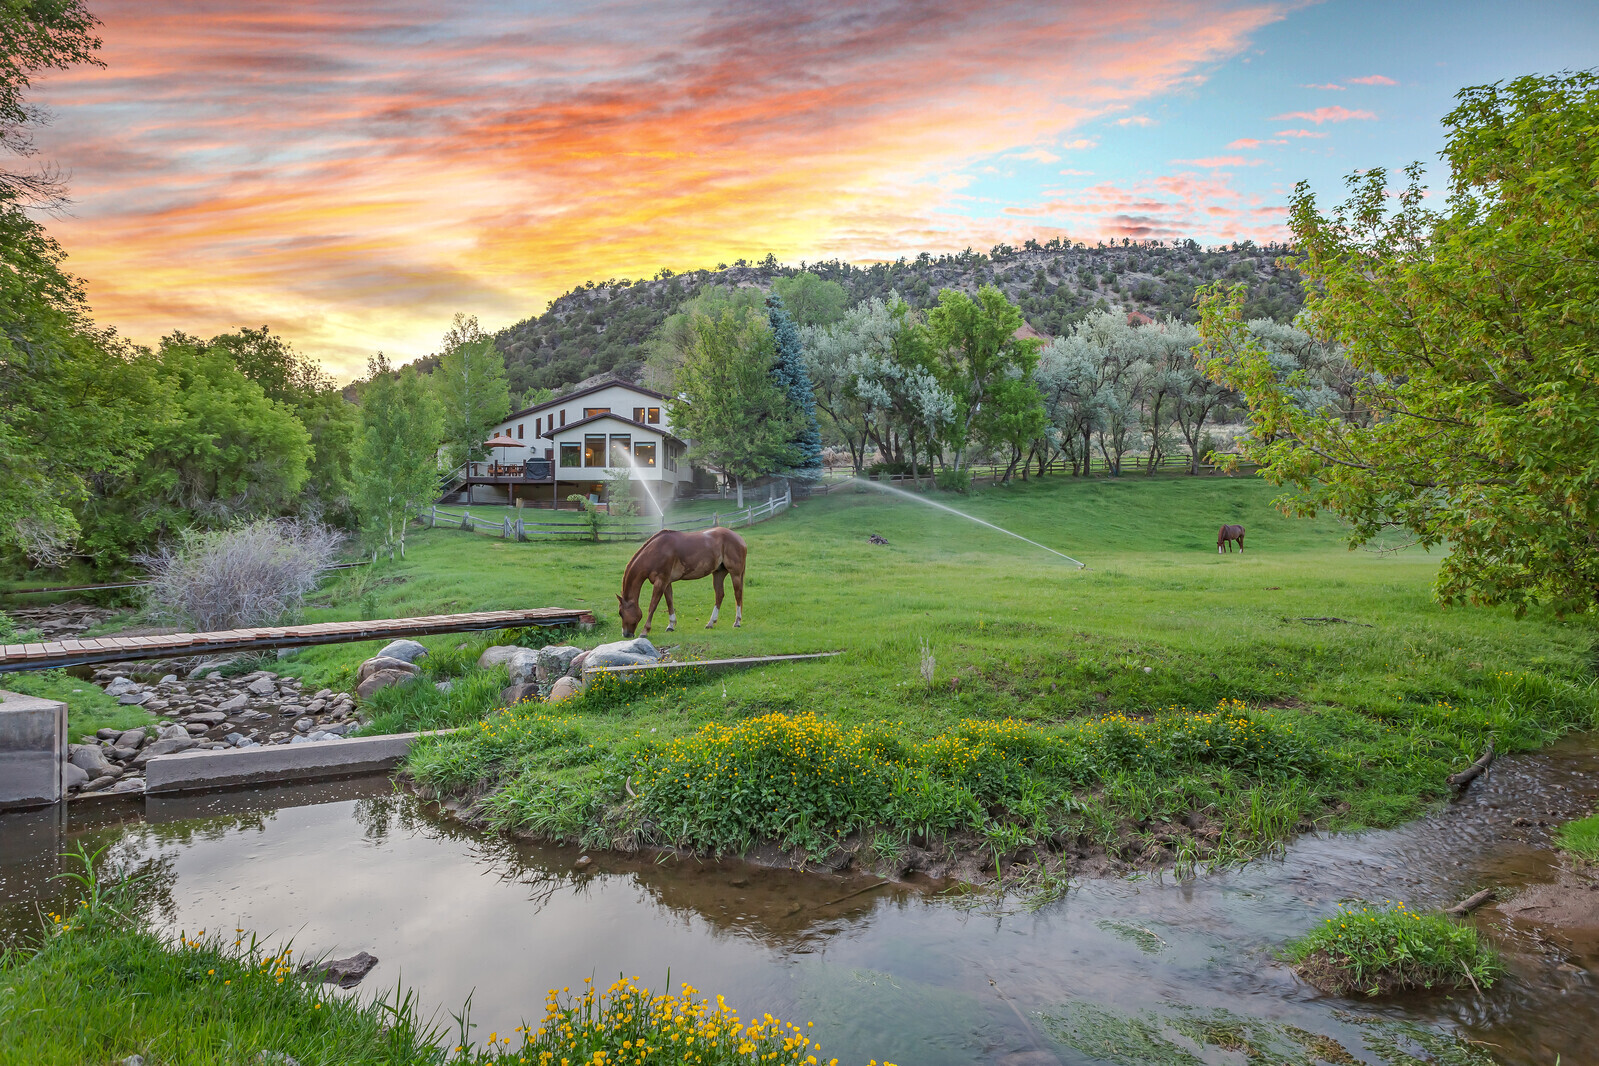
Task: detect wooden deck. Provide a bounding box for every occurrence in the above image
[0,607,595,673]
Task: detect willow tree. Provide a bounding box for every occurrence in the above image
[1198,71,1599,614]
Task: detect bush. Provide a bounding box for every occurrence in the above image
[933,466,969,493]
[1284,902,1499,996]
[139,519,342,631]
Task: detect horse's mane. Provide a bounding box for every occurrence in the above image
[622,528,673,588]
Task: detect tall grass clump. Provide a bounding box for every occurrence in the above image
[357,664,510,736]
[1555,812,1599,862]
[1284,902,1499,996]
[140,518,343,631]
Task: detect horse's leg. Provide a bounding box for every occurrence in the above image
[1237,534,1244,553]
[731,569,743,627]
[707,569,725,628]
[663,581,676,631]
[643,581,666,636]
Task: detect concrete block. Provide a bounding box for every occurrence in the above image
[0,689,68,810]
[143,729,452,794]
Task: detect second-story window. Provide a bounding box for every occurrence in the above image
[517,424,524,439]
[647,407,661,424]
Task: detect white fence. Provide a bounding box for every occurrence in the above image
[416,483,792,543]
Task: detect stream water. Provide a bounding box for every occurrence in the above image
[4,737,1597,1065]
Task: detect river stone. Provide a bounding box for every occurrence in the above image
[302,951,379,988]
[184,722,211,735]
[476,645,519,669]
[246,676,278,697]
[546,676,582,704]
[501,683,540,706]
[132,736,198,767]
[536,645,582,681]
[158,723,189,741]
[110,746,139,763]
[356,668,417,700]
[115,728,148,749]
[567,650,589,676]
[117,691,151,705]
[82,774,120,793]
[377,639,429,663]
[357,656,419,684]
[217,693,249,712]
[293,716,314,733]
[186,711,227,726]
[64,762,89,790]
[104,676,136,697]
[110,777,145,793]
[506,648,541,687]
[582,637,660,671]
[96,727,122,740]
[69,744,116,778]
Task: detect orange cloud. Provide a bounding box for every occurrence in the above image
[1270,105,1376,123]
[1002,168,1286,243]
[35,0,1293,378]
[1274,128,1328,138]
[1346,74,1396,86]
[1300,82,1344,90]
[1172,155,1263,167]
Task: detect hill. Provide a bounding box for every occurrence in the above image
[494,239,1305,395]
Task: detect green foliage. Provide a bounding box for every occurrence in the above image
[0,0,102,168]
[926,285,1044,471]
[641,283,767,392]
[1555,812,1599,862]
[353,354,442,561]
[3,668,151,740]
[766,292,824,474]
[357,663,509,737]
[567,493,608,541]
[1199,70,1599,615]
[770,270,847,327]
[433,313,511,468]
[932,466,969,493]
[1284,902,1500,996]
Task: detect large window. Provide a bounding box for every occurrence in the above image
[559,442,580,468]
[583,434,607,467]
[609,434,632,466]
[632,442,657,468]
[647,407,661,424]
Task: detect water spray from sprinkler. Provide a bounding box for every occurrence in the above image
[851,478,1087,568]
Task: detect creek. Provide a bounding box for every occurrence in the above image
[3,736,1597,1065]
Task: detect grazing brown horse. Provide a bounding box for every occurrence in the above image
[1217,524,1246,554]
[617,527,747,638]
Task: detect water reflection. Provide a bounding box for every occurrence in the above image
[0,740,1595,1066]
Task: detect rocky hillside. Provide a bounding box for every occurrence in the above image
[495,240,1305,395]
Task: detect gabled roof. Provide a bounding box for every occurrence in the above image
[503,376,670,423]
[544,410,685,445]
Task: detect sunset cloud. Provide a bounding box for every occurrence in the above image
[1346,74,1396,85]
[1274,128,1329,138]
[1301,82,1345,90]
[1171,155,1263,167]
[1116,115,1157,127]
[33,0,1293,376]
[1270,105,1377,123]
[1003,168,1286,243]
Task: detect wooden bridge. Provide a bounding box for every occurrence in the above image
[0,607,595,673]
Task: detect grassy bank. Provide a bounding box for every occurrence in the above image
[0,855,869,1066]
[1284,902,1499,996]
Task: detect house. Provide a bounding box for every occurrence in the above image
[442,378,697,508]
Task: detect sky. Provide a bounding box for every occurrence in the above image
[29,0,1599,380]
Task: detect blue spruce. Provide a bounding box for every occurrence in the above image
[766,292,824,476]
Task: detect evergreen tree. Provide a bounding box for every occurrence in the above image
[766,293,824,477]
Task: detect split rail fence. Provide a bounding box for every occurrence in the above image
[417,483,793,543]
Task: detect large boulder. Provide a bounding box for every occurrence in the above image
[377,639,429,664]
[582,637,661,672]
[506,648,541,688]
[357,656,419,685]
[115,728,148,750]
[356,669,417,700]
[69,744,115,779]
[132,735,198,767]
[476,645,519,670]
[246,675,278,697]
[546,676,583,704]
[535,645,583,682]
[65,762,89,790]
[500,683,540,706]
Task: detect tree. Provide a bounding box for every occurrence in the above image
[770,271,847,327]
[643,284,766,391]
[925,286,1042,472]
[1198,71,1599,614]
[353,355,441,561]
[976,374,1049,483]
[1,0,102,206]
[766,292,824,476]
[433,313,510,469]
[670,310,800,508]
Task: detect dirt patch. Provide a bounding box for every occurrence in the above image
[1494,861,1599,940]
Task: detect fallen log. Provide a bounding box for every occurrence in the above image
[1445,888,1496,918]
[1448,740,1495,792]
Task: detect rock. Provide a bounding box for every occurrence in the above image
[302,951,379,988]
[64,762,89,790]
[307,698,327,712]
[225,732,247,746]
[109,777,145,793]
[104,677,137,696]
[158,723,189,741]
[254,1053,301,1066]
[501,683,540,706]
[82,774,120,793]
[322,722,352,736]
[582,637,660,671]
[506,647,541,687]
[536,644,583,682]
[246,676,278,697]
[568,651,589,675]
[546,676,583,704]
[314,688,332,699]
[377,639,429,663]
[356,669,418,699]
[117,692,151,705]
[206,671,223,680]
[185,711,227,726]
[267,731,291,743]
[184,722,211,735]
[116,728,148,749]
[110,746,139,763]
[290,735,310,744]
[868,533,889,545]
[293,717,314,733]
[122,1056,147,1066]
[356,656,419,684]
[476,645,519,669]
[132,736,198,767]
[574,854,593,870]
[96,727,123,740]
[217,693,249,712]
[307,730,330,741]
[143,700,170,711]
[159,674,178,684]
[69,744,116,778]
[433,681,453,694]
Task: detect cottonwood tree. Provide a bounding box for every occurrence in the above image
[1199,70,1599,614]
[925,286,1043,472]
[433,313,510,469]
[669,310,799,508]
[770,271,847,328]
[354,355,441,561]
[643,284,765,392]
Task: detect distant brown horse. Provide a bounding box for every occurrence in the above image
[1217,524,1245,554]
[617,527,747,638]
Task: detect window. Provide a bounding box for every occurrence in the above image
[583,434,607,467]
[560,410,566,426]
[609,434,631,466]
[517,423,524,439]
[632,407,645,423]
[535,417,541,436]
[584,407,610,418]
[560,442,580,468]
[632,442,657,468]
[647,407,661,424]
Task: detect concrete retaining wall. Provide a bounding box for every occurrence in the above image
[0,689,67,810]
[144,730,450,794]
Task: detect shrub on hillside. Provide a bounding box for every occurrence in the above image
[140,519,342,632]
